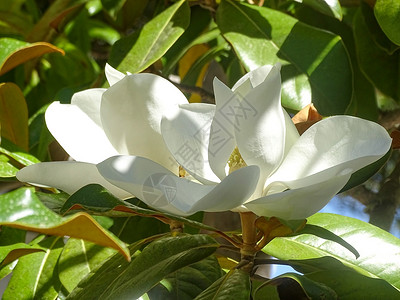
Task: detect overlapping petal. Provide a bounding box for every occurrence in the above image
[234,65,298,177]
[264,116,392,191]
[105,63,126,86]
[161,103,219,184]
[45,95,118,164]
[100,74,188,174]
[16,162,131,199]
[97,155,260,216]
[245,173,351,220]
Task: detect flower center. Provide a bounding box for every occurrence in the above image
[228,147,247,174]
[179,166,187,177]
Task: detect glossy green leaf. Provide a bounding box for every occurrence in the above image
[148,255,224,300]
[216,0,352,115]
[194,269,251,300]
[110,215,169,244]
[0,137,40,167]
[35,191,69,214]
[306,269,400,299]
[68,234,218,299]
[162,6,213,76]
[0,155,18,178]
[26,0,87,42]
[0,83,28,150]
[0,187,129,259]
[3,236,64,300]
[361,2,399,55]
[0,243,45,266]
[109,0,190,73]
[0,227,26,279]
[58,238,116,293]
[374,0,400,46]
[299,0,342,20]
[256,272,337,299]
[295,224,359,258]
[354,8,400,101]
[340,149,391,193]
[0,38,64,76]
[264,213,400,290]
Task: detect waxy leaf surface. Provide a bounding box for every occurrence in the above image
[264,213,400,290]
[216,0,352,115]
[0,188,129,260]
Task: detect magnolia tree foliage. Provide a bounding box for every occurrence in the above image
[0,0,400,299]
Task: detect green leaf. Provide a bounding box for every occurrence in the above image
[299,0,342,20]
[361,2,399,55]
[162,6,213,76]
[263,213,400,290]
[374,0,400,46]
[216,0,352,115]
[68,234,218,299]
[0,38,64,76]
[256,272,337,299]
[296,224,359,258]
[0,83,28,150]
[109,0,190,73]
[0,155,18,178]
[148,255,224,300]
[0,137,40,166]
[340,149,391,193]
[110,215,169,244]
[0,187,129,260]
[354,8,400,101]
[0,227,26,279]
[306,269,400,299]
[0,243,45,266]
[194,269,250,300]
[3,236,64,300]
[58,238,117,293]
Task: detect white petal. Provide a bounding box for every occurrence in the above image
[97,156,260,216]
[234,65,286,177]
[208,78,238,180]
[161,103,219,184]
[100,73,188,174]
[265,116,392,190]
[16,162,131,199]
[245,173,351,220]
[105,63,126,86]
[283,109,300,157]
[232,65,275,94]
[45,100,118,163]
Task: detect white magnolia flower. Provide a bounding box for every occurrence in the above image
[114,63,390,220]
[17,65,260,216]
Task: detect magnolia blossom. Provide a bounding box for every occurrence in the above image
[17,65,260,216]
[99,64,392,220]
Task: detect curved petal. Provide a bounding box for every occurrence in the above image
[97,156,260,216]
[245,173,351,220]
[283,109,300,157]
[232,64,275,95]
[161,103,219,184]
[45,100,118,163]
[16,162,131,199]
[100,73,188,174]
[265,116,392,191]
[234,65,287,177]
[208,78,237,180]
[105,63,125,86]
